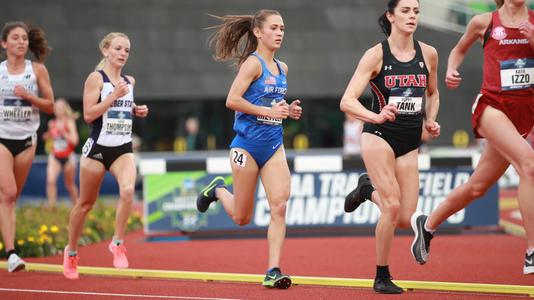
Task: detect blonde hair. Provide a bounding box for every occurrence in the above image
[95,32,129,71]
[56,98,80,120]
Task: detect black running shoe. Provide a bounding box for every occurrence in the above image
[262,268,292,289]
[373,277,403,294]
[410,211,434,264]
[196,176,225,213]
[524,251,534,275]
[344,173,374,213]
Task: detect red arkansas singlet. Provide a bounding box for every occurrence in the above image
[482,10,534,95]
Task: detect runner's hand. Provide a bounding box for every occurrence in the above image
[113,79,129,99]
[133,104,149,117]
[445,69,462,89]
[374,103,397,124]
[425,119,441,138]
[13,85,30,100]
[519,20,534,40]
[268,100,289,119]
[289,99,302,120]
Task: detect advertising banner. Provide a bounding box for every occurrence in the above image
[144,169,498,234]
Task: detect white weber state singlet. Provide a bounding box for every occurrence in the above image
[89,71,134,147]
[0,60,40,139]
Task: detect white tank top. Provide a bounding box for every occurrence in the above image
[89,71,134,147]
[0,60,40,139]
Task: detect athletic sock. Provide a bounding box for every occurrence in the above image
[6,249,16,259]
[376,265,390,279]
[424,219,436,234]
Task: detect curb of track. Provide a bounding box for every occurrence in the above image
[1,262,533,297]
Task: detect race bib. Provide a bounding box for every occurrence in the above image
[82,138,94,157]
[500,58,534,91]
[257,97,283,126]
[53,138,68,151]
[1,99,32,122]
[231,149,247,167]
[387,87,423,115]
[105,110,132,135]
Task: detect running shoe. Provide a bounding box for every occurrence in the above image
[262,267,292,289]
[109,242,129,269]
[344,173,374,213]
[196,176,225,213]
[524,251,534,275]
[63,246,79,279]
[373,276,403,294]
[410,211,433,264]
[7,253,25,273]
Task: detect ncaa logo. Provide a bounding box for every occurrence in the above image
[515,59,526,68]
[491,26,507,40]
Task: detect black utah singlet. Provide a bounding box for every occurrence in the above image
[367,39,429,130]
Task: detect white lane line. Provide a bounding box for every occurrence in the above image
[0,288,241,300]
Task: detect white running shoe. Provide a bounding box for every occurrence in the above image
[7,253,26,272]
[524,251,534,275]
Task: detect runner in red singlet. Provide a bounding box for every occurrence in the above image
[410,0,534,275]
[43,98,79,206]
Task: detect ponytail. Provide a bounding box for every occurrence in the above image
[28,25,51,63]
[378,12,392,37]
[95,59,105,71]
[208,9,281,66]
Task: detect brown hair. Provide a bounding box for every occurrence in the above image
[494,0,504,8]
[378,0,420,37]
[95,32,130,71]
[1,21,51,63]
[208,9,281,65]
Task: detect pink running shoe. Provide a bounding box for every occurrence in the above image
[109,242,129,268]
[63,246,79,280]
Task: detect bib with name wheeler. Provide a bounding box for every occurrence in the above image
[0,60,40,139]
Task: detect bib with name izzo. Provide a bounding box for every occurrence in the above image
[233,52,287,142]
[0,60,40,139]
[90,70,133,147]
[369,40,429,127]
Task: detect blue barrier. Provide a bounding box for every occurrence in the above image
[19,158,119,204]
[144,169,499,234]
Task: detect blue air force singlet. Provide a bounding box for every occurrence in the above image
[233,52,287,142]
[0,60,40,139]
[89,71,134,147]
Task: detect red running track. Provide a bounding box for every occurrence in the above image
[0,230,533,299]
